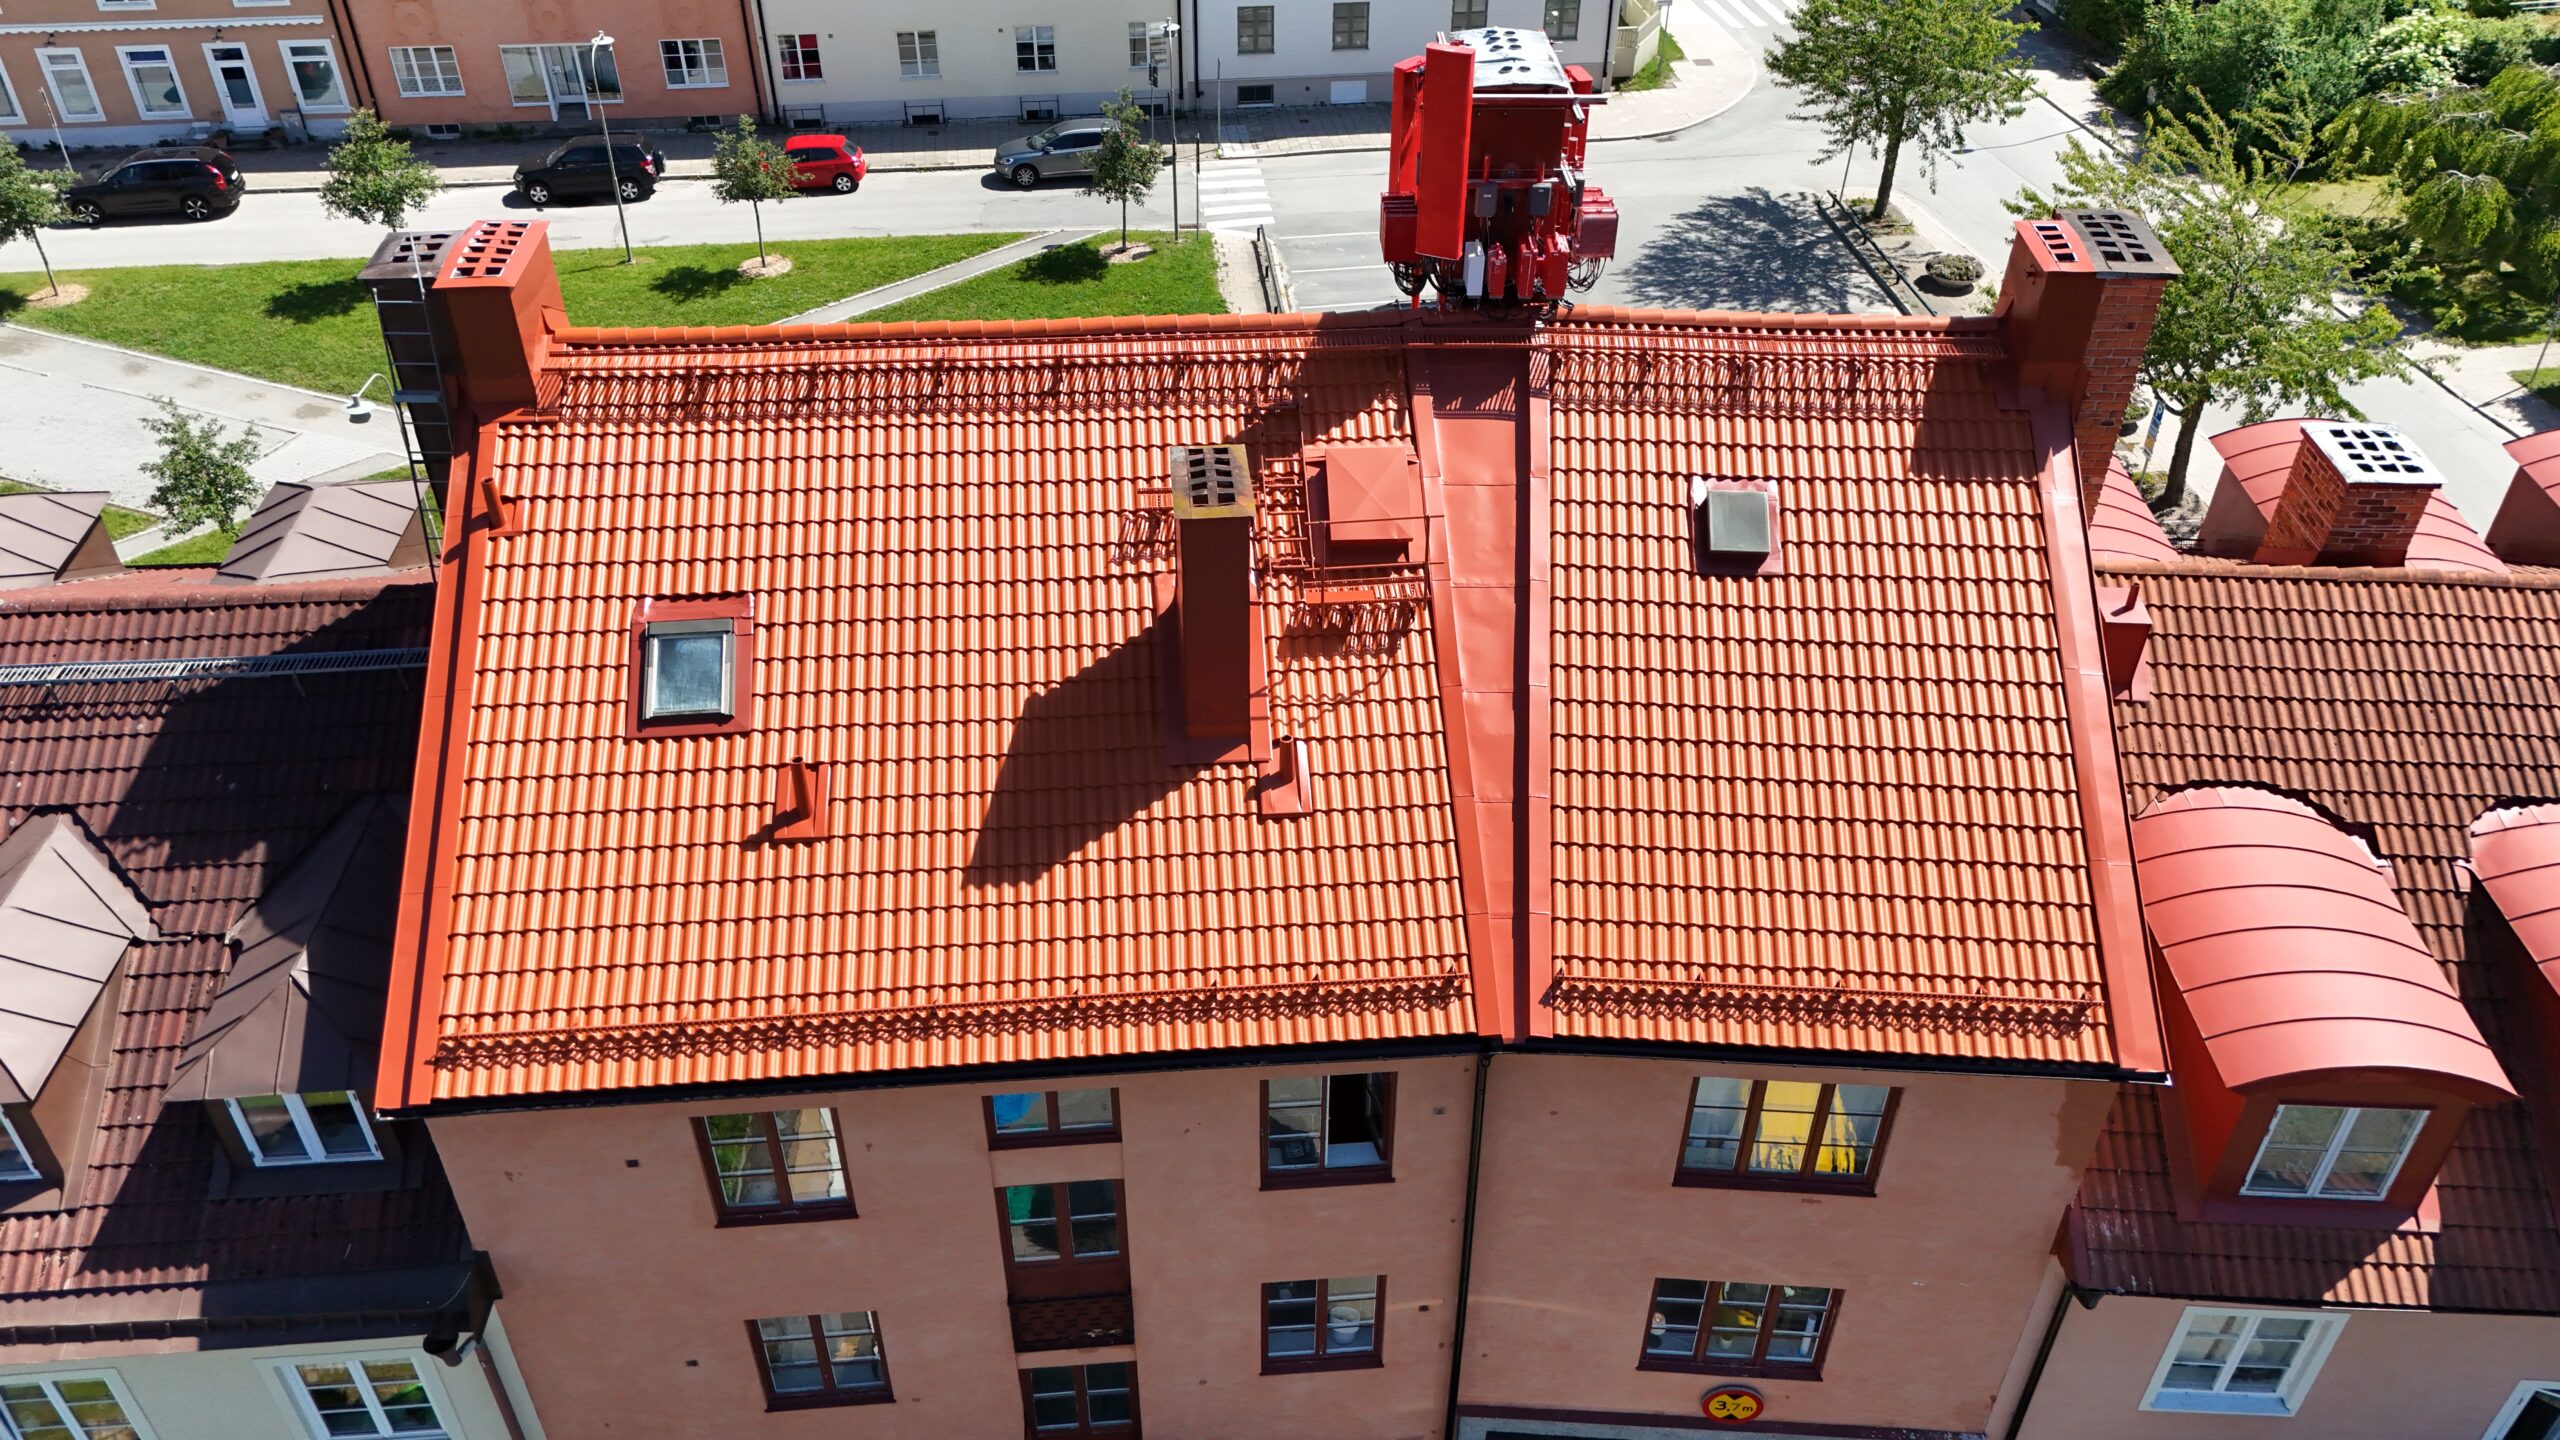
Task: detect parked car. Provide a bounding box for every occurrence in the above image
[784,134,867,193]
[993,119,1129,189]
[62,146,244,224]
[513,136,667,206]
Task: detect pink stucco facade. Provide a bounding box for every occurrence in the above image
[337,0,761,128]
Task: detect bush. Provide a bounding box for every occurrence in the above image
[2105,0,2384,138]
[2059,0,2148,53]
[2365,8,2466,92]
[1926,252,1986,284]
[2458,15,2540,79]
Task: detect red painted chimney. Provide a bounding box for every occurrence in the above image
[1169,445,1257,742]
[2489,429,2560,566]
[1994,210,2181,509]
[2257,421,2440,568]
[430,220,567,423]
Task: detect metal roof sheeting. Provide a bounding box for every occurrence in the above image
[217,481,429,587]
[0,814,157,1104]
[2470,804,2560,1003]
[0,493,120,591]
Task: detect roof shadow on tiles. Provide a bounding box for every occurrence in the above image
[965,617,1204,887]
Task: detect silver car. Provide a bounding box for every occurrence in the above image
[993,119,1118,188]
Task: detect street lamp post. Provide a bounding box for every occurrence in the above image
[1154,20,1182,240]
[590,31,632,264]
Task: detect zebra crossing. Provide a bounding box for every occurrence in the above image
[1692,0,1801,29]
[1196,158,1277,236]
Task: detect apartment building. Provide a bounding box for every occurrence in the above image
[1196,0,1608,110]
[336,0,761,132]
[1999,429,2560,1440]
[751,1,1180,127]
[357,204,2185,1440]
[0,505,539,1440]
[0,0,362,152]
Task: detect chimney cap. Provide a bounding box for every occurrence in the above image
[360,229,462,283]
[2060,209,2180,278]
[1170,445,1254,520]
[2304,420,2441,490]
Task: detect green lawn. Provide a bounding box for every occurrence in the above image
[0,233,1024,396]
[861,233,1225,324]
[2513,366,2560,409]
[1613,29,1687,94]
[0,477,157,538]
[128,529,232,566]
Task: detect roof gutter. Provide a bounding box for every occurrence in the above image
[2000,1277,2101,1440]
[1441,1045,1493,1440]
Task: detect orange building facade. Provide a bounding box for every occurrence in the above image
[333,0,762,132]
[0,0,364,152]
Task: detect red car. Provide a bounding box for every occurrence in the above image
[785,134,867,194]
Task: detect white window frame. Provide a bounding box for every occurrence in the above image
[387,45,463,98]
[0,1110,40,1181]
[114,45,190,120]
[2140,1307,2345,1417]
[276,38,350,113]
[0,1372,155,1440]
[2240,1103,2425,1201]
[1128,22,1152,69]
[94,0,155,13]
[776,33,822,83]
[896,30,938,78]
[37,49,106,124]
[1543,0,1581,41]
[1015,25,1056,74]
[0,59,23,128]
[202,41,272,118]
[276,1355,450,1440]
[2483,1382,2560,1440]
[224,1093,382,1167]
[658,37,727,90]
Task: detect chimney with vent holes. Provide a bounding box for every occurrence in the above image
[1169,446,1256,741]
[1994,210,2181,509]
[424,220,567,425]
[2257,421,2440,568]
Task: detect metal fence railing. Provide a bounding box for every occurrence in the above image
[1253,224,1283,312]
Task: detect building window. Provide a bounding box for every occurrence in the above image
[644,619,731,717]
[2142,1308,2344,1415]
[1678,1076,1894,1189]
[699,1109,852,1221]
[987,1089,1119,1147]
[283,1359,444,1438]
[1642,1279,1837,1378]
[95,0,154,11]
[751,1312,891,1409]
[1003,1180,1122,1265]
[1451,0,1488,28]
[1263,1072,1392,1183]
[2485,1382,2560,1440]
[1021,1363,1136,1436]
[1016,26,1057,73]
[0,1111,39,1182]
[1543,0,1581,40]
[1237,5,1276,55]
[497,42,618,106]
[388,45,463,97]
[1264,1275,1381,1371]
[897,30,939,78]
[1128,22,1152,68]
[779,34,823,82]
[114,47,187,118]
[1332,2,1370,49]
[659,38,727,89]
[0,1376,149,1440]
[278,40,349,111]
[37,51,104,123]
[0,62,23,128]
[225,1092,378,1167]
[1236,83,1275,106]
[2241,1104,2424,1201]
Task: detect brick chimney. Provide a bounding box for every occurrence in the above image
[1169,445,1257,741]
[2256,421,2440,568]
[2489,430,2560,566]
[1994,210,2181,510]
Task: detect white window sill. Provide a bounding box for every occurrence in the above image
[665,80,730,89]
[2143,1392,2296,1417]
[396,90,467,99]
[901,73,941,80]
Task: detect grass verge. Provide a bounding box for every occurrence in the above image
[1613,30,1687,93]
[0,478,157,538]
[0,233,1024,396]
[129,530,232,566]
[2513,366,2560,408]
[860,233,1225,324]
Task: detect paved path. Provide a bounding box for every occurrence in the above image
[780,229,1095,323]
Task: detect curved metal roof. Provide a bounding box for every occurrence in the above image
[2131,786,2513,1100]
[2471,803,2560,1002]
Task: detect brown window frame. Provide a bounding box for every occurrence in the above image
[1672,1077,1898,1195]
[1236,4,1275,54]
[1260,1072,1396,1190]
[628,595,756,738]
[693,1108,856,1227]
[1637,1278,1839,1380]
[1018,1360,1141,1437]
[997,1180,1131,1300]
[746,1311,894,1411]
[985,1088,1122,1149]
[1261,1274,1385,1374]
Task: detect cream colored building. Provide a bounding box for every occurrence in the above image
[755,2,1180,126]
[1195,0,1610,110]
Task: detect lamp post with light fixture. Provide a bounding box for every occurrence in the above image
[1153,20,1181,239]
[590,31,632,264]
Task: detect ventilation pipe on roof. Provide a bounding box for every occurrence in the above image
[2096,582,2151,701]
[1993,211,2181,510]
[2257,421,2441,568]
[1169,446,1257,742]
[773,757,831,842]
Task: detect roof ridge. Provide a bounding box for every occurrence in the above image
[2096,556,2560,589]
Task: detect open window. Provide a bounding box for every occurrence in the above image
[1262,1073,1393,1187]
[629,596,755,736]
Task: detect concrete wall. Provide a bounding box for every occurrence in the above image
[753,2,1175,126]
[341,0,759,128]
[0,1328,530,1440]
[1197,0,1613,111]
[2015,1293,2560,1440]
[428,1055,1478,1440]
[1456,1054,2116,1438]
[0,1,356,154]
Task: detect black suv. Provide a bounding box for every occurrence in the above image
[62,146,245,224]
[513,136,667,206]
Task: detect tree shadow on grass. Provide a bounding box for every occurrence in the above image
[650,264,746,302]
[1017,244,1108,286]
[0,290,25,321]
[263,277,369,323]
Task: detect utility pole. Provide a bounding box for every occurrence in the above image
[1155,19,1183,240]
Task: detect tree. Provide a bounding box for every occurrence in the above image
[2015,102,2411,509]
[2330,64,2560,296]
[140,401,263,539]
[0,143,69,298]
[318,109,443,232]
[1087,89,1158,250]
[2104,0,2383,147]
[709,116,796,269]
[1767,0,2034,220]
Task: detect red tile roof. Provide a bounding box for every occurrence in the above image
[2071,559,2560,1312]
[382,276,2163,1106]
[0,574,470,1305]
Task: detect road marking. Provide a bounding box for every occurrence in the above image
[1697,0,1749,25]
[1749,0,1796,22]
[1288,262,1389,275]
